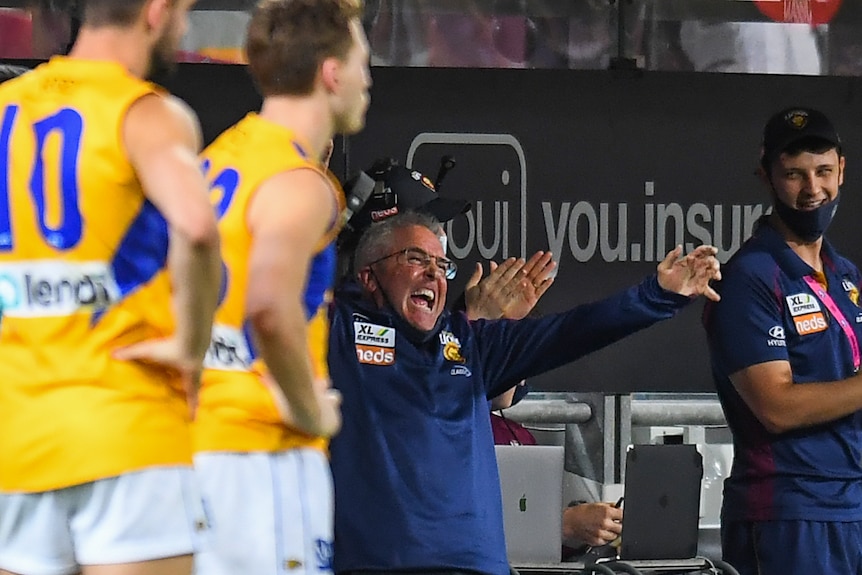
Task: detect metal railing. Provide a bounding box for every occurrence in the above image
[504,394,728,483]
[506,395,727,427]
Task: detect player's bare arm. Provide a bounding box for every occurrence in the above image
[245,168,341,438]
[115,93,221,396]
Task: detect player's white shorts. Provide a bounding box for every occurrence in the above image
[193,449,333,575]
[0,466,208,575]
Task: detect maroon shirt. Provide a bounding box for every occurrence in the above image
[490,412,537,446]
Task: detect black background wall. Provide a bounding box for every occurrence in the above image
[167,65,862,393]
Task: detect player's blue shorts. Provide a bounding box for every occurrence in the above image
[722,519,862,575]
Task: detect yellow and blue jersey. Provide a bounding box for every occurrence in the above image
[0,57,191,492]
[194,113,344,453]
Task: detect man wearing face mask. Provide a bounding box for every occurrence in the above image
[703,107,862,575]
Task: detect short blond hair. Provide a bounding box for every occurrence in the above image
[246,0,363,97]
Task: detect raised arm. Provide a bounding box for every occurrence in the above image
[475,246,720,398]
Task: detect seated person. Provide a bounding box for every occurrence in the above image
[562,501,622,560]
[491,384,623,560]
[490,382,536,446]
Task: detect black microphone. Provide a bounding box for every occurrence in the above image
[434,155,456,192]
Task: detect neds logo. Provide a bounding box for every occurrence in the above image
[356,344,394,366]
[794,312,827,336]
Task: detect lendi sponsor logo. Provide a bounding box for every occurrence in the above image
[204,324,253,371]
[0,261,118,317]
[794,312,828,336]
[785,293,820,317]
[354,321,395,347]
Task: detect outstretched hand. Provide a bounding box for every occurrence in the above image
[464,251,556,320]
[657,244,722,302]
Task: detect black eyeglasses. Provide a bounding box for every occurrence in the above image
[367,247,457,280]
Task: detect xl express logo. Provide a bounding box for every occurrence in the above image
[354,321,395,366]
[0,261,118,317]
[784,293,827,336]
[785,293,821,316]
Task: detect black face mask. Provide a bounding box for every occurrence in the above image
[772,191,840,243]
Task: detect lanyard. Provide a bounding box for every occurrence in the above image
[803,275,861,371]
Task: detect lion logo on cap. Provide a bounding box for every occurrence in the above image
[785,110,809,130]
[410,170,436,192]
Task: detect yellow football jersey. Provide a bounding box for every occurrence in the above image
[194,113,344,453]
[0,58,192,492]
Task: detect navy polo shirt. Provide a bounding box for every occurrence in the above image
[704,222,862,522]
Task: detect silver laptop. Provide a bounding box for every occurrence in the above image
[495,445,565,565]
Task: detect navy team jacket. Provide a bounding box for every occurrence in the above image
[328,275,691,575]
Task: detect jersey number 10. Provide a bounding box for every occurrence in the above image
[0,105,85,251]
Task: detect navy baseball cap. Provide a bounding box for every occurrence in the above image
[347,159,471,235]
[762,107,841,165]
